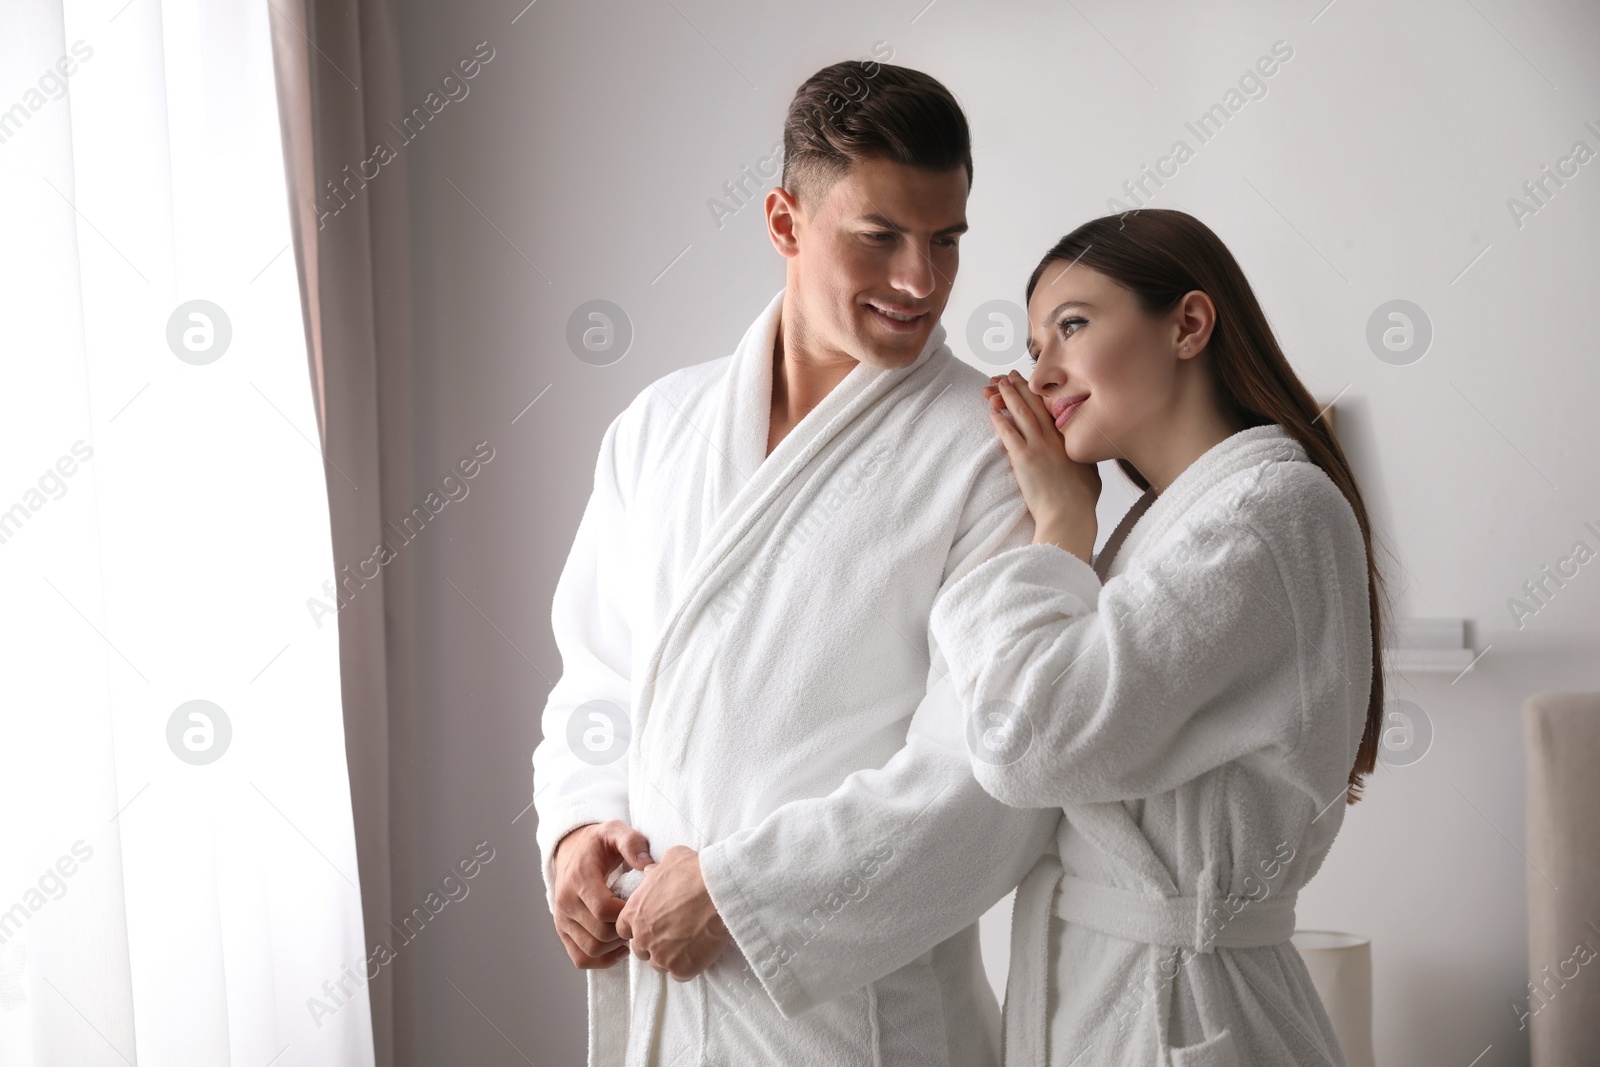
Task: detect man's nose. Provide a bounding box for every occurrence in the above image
[888,243,938,300]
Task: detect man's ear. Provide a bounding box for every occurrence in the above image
[766,186,803,259]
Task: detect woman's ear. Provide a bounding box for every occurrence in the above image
[1174,289,1217,357]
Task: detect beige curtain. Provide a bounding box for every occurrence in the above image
[268,5,418,1065]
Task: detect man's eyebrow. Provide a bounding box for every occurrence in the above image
[859,212,969,236]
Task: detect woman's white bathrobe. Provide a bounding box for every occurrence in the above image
[927,424,1373,1067]
[533,290,1059,1067]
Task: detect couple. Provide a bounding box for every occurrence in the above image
[532,59,1385,1067]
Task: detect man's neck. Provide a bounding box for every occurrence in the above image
[767,306,856,458]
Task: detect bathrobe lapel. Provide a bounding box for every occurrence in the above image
[634,290,947,746]
[1101,425,1304,582]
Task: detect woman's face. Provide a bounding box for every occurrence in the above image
[1024,265,1199,466]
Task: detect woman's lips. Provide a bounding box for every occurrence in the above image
[1052,394,1089,429]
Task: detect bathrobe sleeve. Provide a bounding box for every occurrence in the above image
[698,448,1060,1018]
[927,487,1308,809]
[531,408,637,913]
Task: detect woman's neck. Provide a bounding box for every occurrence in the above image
[1135,390,1249,494]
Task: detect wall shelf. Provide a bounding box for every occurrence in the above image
[1388,618,1476,674]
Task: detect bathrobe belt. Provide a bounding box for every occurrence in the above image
[1054,873,1298,952]
[588,870,674,1067]
[1002,855,1297,1067]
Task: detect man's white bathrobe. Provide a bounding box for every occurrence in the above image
[533,290,1059,1067]
[928,424,1372,1067]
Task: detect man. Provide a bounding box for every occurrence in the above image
[533,60,1059,1066]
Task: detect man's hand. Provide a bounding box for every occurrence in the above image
[615,845,731,982]
[550,819,654,970]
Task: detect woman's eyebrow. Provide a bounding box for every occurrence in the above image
[1042,300,1094,321]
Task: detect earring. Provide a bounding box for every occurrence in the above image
[1183,345,1190,350]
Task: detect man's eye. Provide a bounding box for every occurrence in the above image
[867,232,894,242]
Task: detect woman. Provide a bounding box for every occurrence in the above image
[930,209,1390,1066]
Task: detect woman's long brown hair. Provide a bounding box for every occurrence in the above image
[1025,208,1392,804]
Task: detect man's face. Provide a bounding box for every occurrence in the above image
[772,156,968,370]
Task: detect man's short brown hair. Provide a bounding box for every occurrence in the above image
[781,60,972,211]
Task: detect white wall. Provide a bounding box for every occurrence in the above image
[382,0,1600,1063]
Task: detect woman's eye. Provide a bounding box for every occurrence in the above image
[1058,316,1087,338]
[1027,350,1039,366]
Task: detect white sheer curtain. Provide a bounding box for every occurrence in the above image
[0,1,372,1064]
